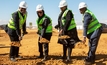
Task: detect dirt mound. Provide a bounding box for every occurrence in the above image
[75,42,87,49]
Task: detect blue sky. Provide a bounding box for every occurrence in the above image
[0,0,107,26]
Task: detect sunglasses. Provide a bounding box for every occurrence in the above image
[21,8,26,11]
[37,11,43,14]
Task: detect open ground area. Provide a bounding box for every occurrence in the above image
[0,29,107,65]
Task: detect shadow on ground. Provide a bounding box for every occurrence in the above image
[0,54,107,65]
[0,44,10,48]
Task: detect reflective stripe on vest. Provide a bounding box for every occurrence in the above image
[61,9,76,31]
[36,15,52,33]
[8,11,27,30]
[83,9,101,34]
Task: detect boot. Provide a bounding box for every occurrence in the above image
[61,45,67,59]
[10,57,16,62]
[16,55,23,59]
[42,55,47,61]
[66,47,72,62]
[42,52,48,61]
[61,55,66,59]
[37,52,43,58]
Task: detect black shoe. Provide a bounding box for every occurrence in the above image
[41,56,47,61]
[84,58,95,64]
[60,56,66,59]
[66,59,70,62]
[84,61,92,65]
[16,56,23,59]
[66,57,70,62]
[37,55,44,58]
[10,58,16,62]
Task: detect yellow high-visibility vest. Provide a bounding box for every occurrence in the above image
[61,9,76,30]
[8,11,27,30]
[83,9,101,34]
[36,14,52,34]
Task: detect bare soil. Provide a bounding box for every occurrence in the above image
[0,29,107,65]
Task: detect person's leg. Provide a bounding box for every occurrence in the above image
[66,46,73,62]
[15,47,19,57]
[38,37,43,58]
[85,28,102,64]
[8,35,17,61]
[62,44,67,59]
[42,34,52,61]
[86,37,99,63]
[12,35,20,57]
[43,43,49,60]
[9,46,16,58]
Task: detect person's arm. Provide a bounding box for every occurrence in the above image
[22,11,28,35]
[41,18,50,37]
[63,10,73,34]
[22,21,26,31]
[22,20,28,35]
[12,11,21,37]
[83,13,92,37]
[55,13,62,30]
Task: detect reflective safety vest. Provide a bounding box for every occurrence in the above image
[8,11,27,30]
[83,9,101,34]
[36,15,52,34]
[61,9,76,31]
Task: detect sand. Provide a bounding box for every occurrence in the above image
[0,29,107,65]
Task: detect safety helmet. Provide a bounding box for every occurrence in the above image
[36,4,44,11]
[78,2,87,9]
[19,1,27,8]
[59,0,67,7]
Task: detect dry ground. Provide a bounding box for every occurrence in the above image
[0,29,107,65]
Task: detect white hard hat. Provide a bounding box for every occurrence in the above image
[19,1,27,8]
[36,4,44,11]
[78,2,87,9]
[59,0,67,7]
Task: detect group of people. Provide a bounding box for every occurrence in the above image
[3,0,102,64]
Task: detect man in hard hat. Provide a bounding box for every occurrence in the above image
[56,0,81,62]
[36,4,52,61]
[78,2,102,64]
[5,1,28,62]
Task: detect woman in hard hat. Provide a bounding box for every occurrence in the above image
[6,1,28,62]
[78,2,102,64]
[56,0,81,62]
[36,4,52,61]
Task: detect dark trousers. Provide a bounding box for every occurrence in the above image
[9,46,19,58]
[38,34,52,57]
[63,45,73,58]
[86,27,102,62]
[62,39,75,59]
[7,27,20,58]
